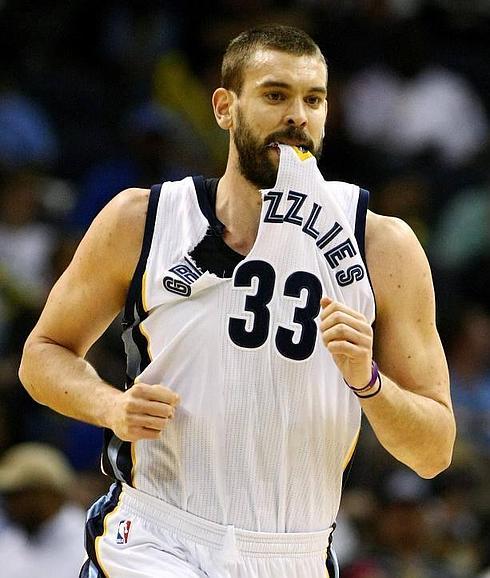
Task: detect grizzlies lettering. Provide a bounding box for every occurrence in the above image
[264,190,365,286]
[163,257,203,296]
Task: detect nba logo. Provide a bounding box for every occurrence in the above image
[116,520,132,544]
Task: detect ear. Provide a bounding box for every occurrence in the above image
[212,88,235,130]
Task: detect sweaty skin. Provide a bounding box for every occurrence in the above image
[19,49,455,477]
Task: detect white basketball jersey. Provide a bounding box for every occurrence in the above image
[104,145,375,534]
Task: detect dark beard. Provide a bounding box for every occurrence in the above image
[234,108,323,189]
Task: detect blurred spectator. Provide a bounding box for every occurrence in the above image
[342,20,488,170]
[154,53,227,171]
[333,509,361,569]
[0,169,57,307]
[70,101,204,231]
[343,469,459,578]
[0,82,59,169]
[445,305,490,457]
[0,168,59,375]
[0,443,86,578]
[429,465,484,577]
[430,180,490,272]
[370,171,432,246]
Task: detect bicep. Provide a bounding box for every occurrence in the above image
[27,189,147,357]
[369,216,451,406]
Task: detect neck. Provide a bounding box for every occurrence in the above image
[216,164,263,256]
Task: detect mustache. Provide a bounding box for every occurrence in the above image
[264,127,315,152]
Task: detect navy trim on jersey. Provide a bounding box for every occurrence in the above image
[79,560,104,578]
[354,188,369,265]
[354,188,377,317]
[324,522,339,577]
[80,483,122,578]
[192,175,224,235]
[121,183,160,385]
[131,322,151,372]
[101,430,134,485]
[101,185,161,486]
[123,184,162,325]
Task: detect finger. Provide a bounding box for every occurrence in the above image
[322,324,372,348]
[124,397,177,422]
[320,311,372,334]
[320,299,366,321]
[132,383,180,406]
[320,299,366,322]
[128,414,172,431]
[320,296,333,309]
[126,398,176,418]
[130,427,164,441]
[326,340,366,358]
[145,400,176,419]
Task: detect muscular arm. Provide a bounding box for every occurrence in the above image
[19,188,178,441]
[321,213,455,478]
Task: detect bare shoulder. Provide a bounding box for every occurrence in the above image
[365,211,434,312]
[365,211,421,259]
[77,187,150,285]
[103,187,150,235]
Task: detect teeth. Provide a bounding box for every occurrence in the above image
[266,142,309,152]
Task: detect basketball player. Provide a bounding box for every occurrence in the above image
[19,25,455,578]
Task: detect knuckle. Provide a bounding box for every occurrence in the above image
[131,383,144,395]
[125,398,139,413]
[335,323,349,336]
[125,413,138,426]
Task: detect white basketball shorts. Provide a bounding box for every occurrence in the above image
[80,482,334,578]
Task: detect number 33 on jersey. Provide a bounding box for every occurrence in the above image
[112,145,374,531]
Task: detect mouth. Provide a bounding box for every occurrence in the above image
[266,141,311,153]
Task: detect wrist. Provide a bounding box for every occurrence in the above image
[97,384,123,430]
[344,361,382,398]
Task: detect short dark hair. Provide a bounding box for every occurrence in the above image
[221,24,326,95]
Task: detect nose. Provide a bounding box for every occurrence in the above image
[285,98,307,128]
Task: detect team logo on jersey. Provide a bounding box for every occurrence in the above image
[163,256,203,297]
[116,520,132,544]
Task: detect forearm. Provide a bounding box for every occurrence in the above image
[19,339,122,429]
[360,372,456,478]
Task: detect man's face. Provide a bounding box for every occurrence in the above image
[230,49,328,188]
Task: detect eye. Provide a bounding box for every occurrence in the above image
[265,92,285,102]
[305,95,323,107]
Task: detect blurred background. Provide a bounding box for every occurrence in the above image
[0,0,488,576]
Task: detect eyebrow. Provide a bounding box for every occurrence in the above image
[257,80,327,95]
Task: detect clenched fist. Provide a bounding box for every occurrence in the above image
[108,383,180,441]
[320,297,373,389]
